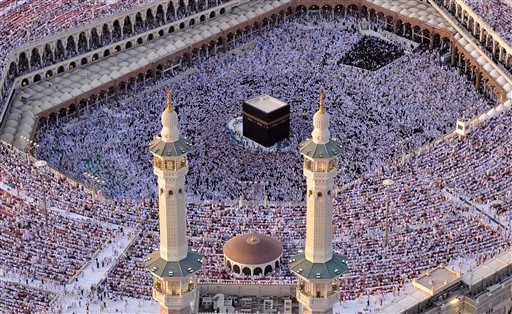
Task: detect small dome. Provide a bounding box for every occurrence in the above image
[312,110,330,145]
[224,234,283,265]
[161,109,179,142]
[313,110,330,130]
[161,109,177,129]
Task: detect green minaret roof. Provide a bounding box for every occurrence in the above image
[145,250,203,278]
[300,138,342,159]
[149,136,191,157]
[291,252,348,280]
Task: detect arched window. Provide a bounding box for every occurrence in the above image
[168,190,174,196]
[264,265,273,275]
[233,264,240,273]
[317,192,322,197]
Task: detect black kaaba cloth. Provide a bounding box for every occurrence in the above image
[243,95,290,147]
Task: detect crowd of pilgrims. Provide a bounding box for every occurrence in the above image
[0,188,112,285]
[37,17,493,203]
[339,36,404,71]
[0,0,231,111]
[0,11,510,311]
[0,280,56,313]
[460,0,512,46]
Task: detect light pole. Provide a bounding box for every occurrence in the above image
[238,180,244,208]
[239,180,257,207]
[263,181,269,208]
[34,160,49,226]
[382,178,395,249]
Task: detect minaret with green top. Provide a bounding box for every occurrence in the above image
[144,89,202,314]
[291,92,348,314]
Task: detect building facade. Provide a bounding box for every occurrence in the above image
[381,251,512,314]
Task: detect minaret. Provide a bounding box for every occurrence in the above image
[144,89,202,314]
[291,92,348,314]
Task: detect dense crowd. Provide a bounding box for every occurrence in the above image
[339,35,404,71]
[335,170,508,299]
[0,186,113,285]
[0,280,56,313]
[37,17,493,202]
[415,114,512,213]
[95,16,511,303]
[461,0,512,46]
[0,140,143,311]
[1,0,141,77]
[0,141,144,226]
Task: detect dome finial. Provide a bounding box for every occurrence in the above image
[165,88,172,112]
[318,90,325,114]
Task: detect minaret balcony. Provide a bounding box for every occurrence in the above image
[303,166,337,178]
[153,286,196,309]
[154,158,188,172]
[296,289,339,312]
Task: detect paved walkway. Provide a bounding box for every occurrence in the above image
[60,229,138,313]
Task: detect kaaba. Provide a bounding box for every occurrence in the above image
[243,95,290,147]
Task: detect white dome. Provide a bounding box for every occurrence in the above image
[311,110,330,145]
[160,109,180,142]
